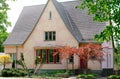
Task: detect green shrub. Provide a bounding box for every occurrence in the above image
[78,74,96,79]
[108,75,120,79]
[78,74,85,78]
[56,72,69,78]
[87,74,95,79]
[1,68,28,77]
[37,70,66,77]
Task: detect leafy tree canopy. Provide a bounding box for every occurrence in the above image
[0,0,14,52]
[0,0,11,31]
[0,31,9,52]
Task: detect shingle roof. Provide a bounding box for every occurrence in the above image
[4,0,105,45]
[61,1,105,41]
[53,0,83,42]
[4,5,45,45]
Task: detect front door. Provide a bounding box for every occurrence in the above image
[80,56,87,69]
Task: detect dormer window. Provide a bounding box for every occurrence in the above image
[49,11,52,20]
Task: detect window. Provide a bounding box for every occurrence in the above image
[49,49,54,62]
[10,53,16,61]
[49,11,52,20]
[45,31,56,41]
[69,55,73,63]
[36,49,59,64]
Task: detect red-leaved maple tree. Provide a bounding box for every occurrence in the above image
[54,43,104,73]
[77,43,104,61]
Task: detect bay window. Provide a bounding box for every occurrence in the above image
[36,49,59,64]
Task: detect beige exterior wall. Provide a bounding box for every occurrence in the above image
[88,60,101,70]
[5,46,17,53]
[4,46,24,57]
[23,0,79,69]
[4,46,24,68]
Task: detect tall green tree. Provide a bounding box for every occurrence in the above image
[0,31,9,52]
[77,0,120,49]
[0,0,12,52]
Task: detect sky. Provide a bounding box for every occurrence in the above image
[7,0,74,32]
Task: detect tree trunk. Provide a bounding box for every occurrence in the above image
[34,59,43,75]
[34,63,42,75]
[66,58,68,72]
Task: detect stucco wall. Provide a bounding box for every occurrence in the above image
[23,0,79,69]
[4,46,24,68]
[4,46,24,57]
[88,60,101,70]
[5,46,17,53]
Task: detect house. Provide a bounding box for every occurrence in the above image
[4,0,113,72]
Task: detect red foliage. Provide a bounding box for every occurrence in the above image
[76,43,104,62]
[54,43,104,62]
[54,45,77,59]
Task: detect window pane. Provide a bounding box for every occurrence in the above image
[69,55,73,63]
[42,49,47,63]
[10,53,16,61]
[36,50,40,56]
[53,32,56,40]
[49,32,52,40]
[45,32,48,40]
[56,54,59,62]
[13,54,16,60]
[36,49,42,59]
[49,49,54,62]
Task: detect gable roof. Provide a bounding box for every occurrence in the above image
[4,5,45,45]
[4,0,105,46]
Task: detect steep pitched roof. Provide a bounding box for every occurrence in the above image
[4,5,45,45]
[61,1,105,42]
[4,0,105,45]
